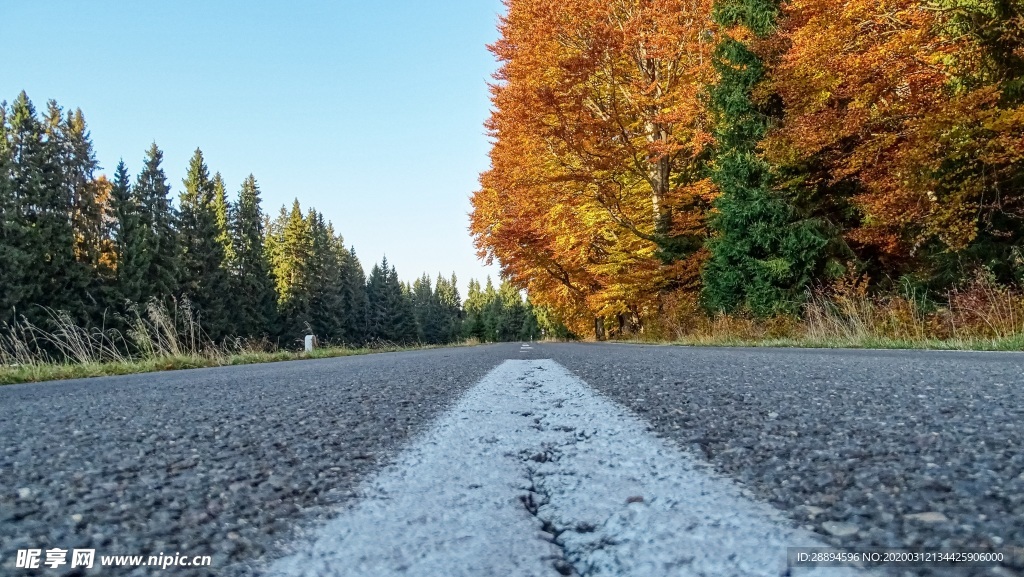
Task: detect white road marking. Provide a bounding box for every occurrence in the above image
[269,360,863,576]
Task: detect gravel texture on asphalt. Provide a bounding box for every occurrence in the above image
[3,342,1023,577]
[271,359,860,577]
[0,346,514,576]
[546,343,1024,577]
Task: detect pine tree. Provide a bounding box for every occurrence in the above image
[0,99,31,325]
[366,257,417,344]
[412,274,443,344]
[210,171,236,332]
[493,281,529,341]
[2,94,83,325]
[42,100,90,319]
[339,247,368,344]
[482,277,499,341]
[61,107,114,322]
[701,0,829,316]
[62,110,103,272]
[365,260,388,342]
[534,304,573,340]
[178,149,232,339]
[435,273,463,343]
[108,159,146,307]
[393,272,418,343]
[521,299,541,341]
[211,172,234,264]
[269,200,313,343]
[306,210,346,341]
[229,174,277,338]
[463,278,486,341]
[134,143,178,305]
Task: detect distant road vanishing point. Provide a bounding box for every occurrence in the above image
[2,344,1021,576]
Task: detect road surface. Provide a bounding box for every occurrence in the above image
[1,343,1021,576]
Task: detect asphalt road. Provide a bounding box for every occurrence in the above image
[1,343,1022,576]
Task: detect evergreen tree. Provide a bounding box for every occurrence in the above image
[2,94,83,325]
[108,159,146,306]
[0,99,31,325]
[365,260,388,341]
[178,148,231,339]
[521,299,541,341]
[211,172,234,264]
[306,210,346,341]
[62,109,104,274]
[493,281,531,341]
[459,276,540,343]
[463,278,487,341]
[2,94,43,324]
[269,200,313,343]
[435,273,463,343]
[394,273,419,343]
[366,257,417,344]
[481,277,500,341]
[412,274,440,344]
[339,247,368,344]
[41,101,89,316]
[134,143,178,305]
[701,0,829,316]
[229,174,277,338]
[534,304,573,340]
[61,108,113,321]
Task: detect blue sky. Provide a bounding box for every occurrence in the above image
[1,0,504,294]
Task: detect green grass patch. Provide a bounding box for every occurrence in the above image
[0,345,430,386]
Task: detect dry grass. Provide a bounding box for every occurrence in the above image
[1,299,227,370]
[641,274,1024,351]
[0,300,439,386]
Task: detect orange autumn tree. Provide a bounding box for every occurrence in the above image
[471,0,717,336]
[766,0,1024,283]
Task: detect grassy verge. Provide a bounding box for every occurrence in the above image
[627,334,1024,352]
[0,301,458,386]
[633,275,1024,352]
[0,345,434,386]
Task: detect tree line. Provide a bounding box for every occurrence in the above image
[0,92,555,349]
[471,0,1024,337]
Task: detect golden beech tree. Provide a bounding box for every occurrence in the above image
[766,0,1024,278]
[471,0,717,336]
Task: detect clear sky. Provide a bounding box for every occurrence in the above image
[1,0,505,294]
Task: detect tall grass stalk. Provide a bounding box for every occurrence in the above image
[1,298,223,368]
[643,274,1024,350]
[0,299,461,386]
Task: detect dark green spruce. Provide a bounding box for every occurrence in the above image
[109,159,144,307]
[228,175,277,339]
[134,143,179,306]
[178,149,232,340]
[701,0,830,316]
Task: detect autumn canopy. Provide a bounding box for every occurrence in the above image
[471,0,1024,337]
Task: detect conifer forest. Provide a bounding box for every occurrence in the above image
[0,92,549,358]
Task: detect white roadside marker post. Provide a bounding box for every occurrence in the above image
[304,335,316,352]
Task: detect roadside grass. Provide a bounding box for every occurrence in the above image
[641,333,1024,352]
[0,301,446,386]
[637,274,1024,352]
[8,274,1024,386]
[0,345,424,386]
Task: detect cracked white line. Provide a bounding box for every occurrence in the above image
[269,360,864,577]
